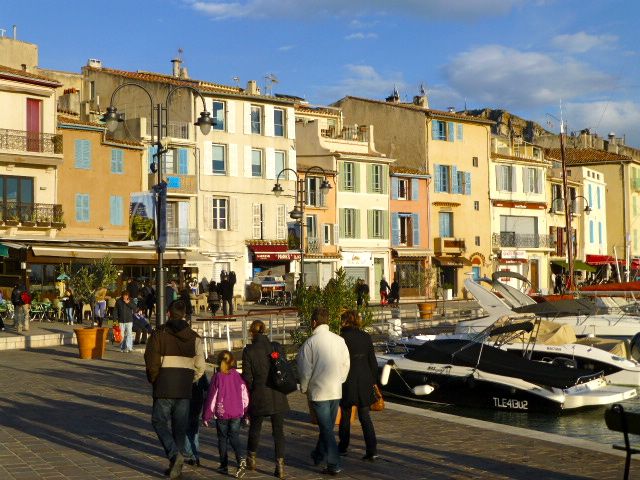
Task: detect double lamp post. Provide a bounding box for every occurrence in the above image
[102,83,214,327]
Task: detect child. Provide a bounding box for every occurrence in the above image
[203,350,249,477]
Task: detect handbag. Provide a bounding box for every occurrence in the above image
[267,342,297,394]
[371,384,385,412]
[112,323,123,343]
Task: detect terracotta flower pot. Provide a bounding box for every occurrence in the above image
[74,327,109,359]
[418,302,435,319]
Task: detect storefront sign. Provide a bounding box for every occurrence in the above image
[501,249,527,259]
[254,252,301,261]
[342,251,373,266]
[492,200,546,210]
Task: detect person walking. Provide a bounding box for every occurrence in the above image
[94,286,107,327]
[144,300,206,479]
[203,350,249,477]
[165,280,178,306]
[379,277,390,305]
[242,320,290,478]
[11,283,30,332]
[389,278,400,306]
[298,308,351,476]
[184,372,209,469]
[337,310,378,461]
[220,274,234,316]
[179,287,194,323]
[62,289,76,326]
[114,291,135,353]
[355,279,369,307]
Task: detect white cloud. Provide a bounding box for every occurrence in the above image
[443,45,613,108]
[345,32,378,40]
[315,64,405,103]
[565,100,640,146]
[188,0,524,20]
[349,19,379,29]
[551,32,618,54]
[278,45,294,52]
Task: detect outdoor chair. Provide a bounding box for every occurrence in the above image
[605,403,640,480]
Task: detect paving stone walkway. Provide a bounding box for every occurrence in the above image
[0,344,636,479]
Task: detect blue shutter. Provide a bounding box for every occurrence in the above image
[75,194,82,221]
[110,196,117,225]
[412,213,420,246]
[148,146,158,173]
[452,166,459,194]
[447,122,455,142]
[456,123,463,141]
[391,177,399,200]
[598,222,602,244]
[434,165,441,192]
[75,140,83,168]
[588,184,593,207]
[589,220,594,243]
[597,186,601,209]
[391,213,400,246]
[83,140,90,168]
[439,213,446,237]
[411,178,419,201]
[465,172,471,195]
[178,148,188,174]
[432,121,438,140]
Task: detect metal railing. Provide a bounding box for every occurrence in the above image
[146,121,190,139]
[306,237,322,254]
[166,228,199,247]
[150,174,196,194]
[492,232,553,248]
[0,129,62,154]
[0,201,64,226]
[321,125,369,142]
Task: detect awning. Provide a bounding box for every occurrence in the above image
[30,245,188,261]
[392,249,431,258]
[248,244,288,253]
[248,243,300,261]
[550,260,597,272]
[586,254,622,265]
[433,256,472,267]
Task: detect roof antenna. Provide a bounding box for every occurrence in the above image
[264,73,279,96]
[232,76,240,87]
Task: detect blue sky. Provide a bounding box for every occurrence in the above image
[4,0,640,145]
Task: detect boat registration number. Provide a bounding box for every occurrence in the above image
[493,397,529,410]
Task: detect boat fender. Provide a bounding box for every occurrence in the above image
[630,332,640,362]
[413,384,435,396]
[380,361,393,386]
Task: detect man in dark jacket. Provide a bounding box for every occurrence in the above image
[220,274,234,316]
[11,283,26,333]
[144,300,206,479]
[113,291,136,352]
[242,319,289,478]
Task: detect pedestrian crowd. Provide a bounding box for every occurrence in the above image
[144,305,381,479]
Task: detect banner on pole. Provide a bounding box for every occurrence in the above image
[129,191,156,246]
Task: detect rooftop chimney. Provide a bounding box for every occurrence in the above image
[12,24,16,40]
[413,95,428,108]
[87,59,102,69]
[171,57,182,78]
[246,80,260,95]
[447,106,455,113]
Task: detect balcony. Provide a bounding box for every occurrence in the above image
[306,237,322,254]
[492,232,554,249]
[146,121,190,140]
[434,237,465,254]
[0,129,63,155]
[0,201,64,228]
[321,125,369,142]
[632,178,640,192]
[166,228,199,248]
[149,174,196,194]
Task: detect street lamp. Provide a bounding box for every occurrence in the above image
[101,82,214,328]
[549,194,591,290]
[272,166,332,287]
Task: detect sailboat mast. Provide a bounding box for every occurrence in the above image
[559,117,575,290]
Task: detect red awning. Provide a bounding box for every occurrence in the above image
[248,244,300,261]
[586,254,622,265]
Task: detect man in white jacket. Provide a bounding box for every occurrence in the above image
[297,307,350,476]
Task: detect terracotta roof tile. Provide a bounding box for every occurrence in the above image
[390,166,428,175]
[0,64,61,86]
[105,136,144,148]
[491,153,550,164]
[295,105,339,116]
[58,115,104,128]
[545,147,632,164]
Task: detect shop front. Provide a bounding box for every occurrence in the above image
[432,255,472,298]
[391,249,430,298]
[303,254,340,288]
[247,242,301,279]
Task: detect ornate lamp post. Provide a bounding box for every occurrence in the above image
[102,83,214,327]
[272,166,331,287]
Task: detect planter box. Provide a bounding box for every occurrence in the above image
[74,327,109,359]
[417,302,435,319]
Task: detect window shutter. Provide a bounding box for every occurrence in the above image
[598,221,602,244]
[382,164,389,194]
[391,177,399,200]
[447,122,455,142]
[366,164,373,193]
[354,209,360,238]
[333,223,340,244]
[465,172,471,195]
[588,184,593,206]
[228,143,238,176]
[204,197,212,230]
[367,209,373,238]
[511,167,517,192]
[456,123,463,141]
[338,162,346,190]
[83,140,91,168]
[537,170,543,194]
[109,196,116,225]
[229,197,238,231]
[412,213,420,246]
[382,211,389,239]
[522,167,530,193]
[339,209,345,238]
[434,165,442,192]
[226,100,235,134]
[391,213,400,246]
[431,121,437,140]
[277,204,286,240]
[75,140,83,167]
[178,148,188,174]
[353,163,360,192]
[286,107,295,140]
[252,203,262,239]
[451,166,459,194]
[589,220,594,243]
[243,102,251,134]
[496,165,503,190]
[439,213,446,237]
[411,178,419,200]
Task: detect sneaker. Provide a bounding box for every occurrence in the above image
[361,454,379,462]
[168,453,184,479]
[321,466,342,476]
[235,458,246,478]
[216,465,229,475]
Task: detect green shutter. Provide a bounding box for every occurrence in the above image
[339,208,345,238]
[354,209,360,238]
[353,163,360,192]
[366,164,373,193]
[382,211,389,239]
[382,165,389,194]
[367,209,373,238]
[339,162,346,191]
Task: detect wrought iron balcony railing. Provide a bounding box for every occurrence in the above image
[321,125,369,142]
[149,174,196,194]
[146,121,190,140]
[492,232,554,249]
[0,201,64,227]
[306,237,322,254]
[0,129,63,154]
[166,228,199,248]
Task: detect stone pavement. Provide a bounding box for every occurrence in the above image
[0,345,636,480]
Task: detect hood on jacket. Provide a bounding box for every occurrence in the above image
[165,319,197,342]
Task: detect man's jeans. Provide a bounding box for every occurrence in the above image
[151,398,190,460]
[120,322,133,351]
[15,305,29,332]
[311,399,340,470]
[216,418,243,468]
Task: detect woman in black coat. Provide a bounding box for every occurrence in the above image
[242,320,289,478]
[338,310,378,460]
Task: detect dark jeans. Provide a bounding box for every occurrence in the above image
[151,398,189,460]
[184,402,202,461]
[338,405,377,456]
[311,400,340,469]
[216,418,243,468]
[247,413,285,459]
[222,298,233,316]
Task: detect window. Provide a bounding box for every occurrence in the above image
[276,204,286,240]
[251,105,262,134]
[371,164,383,193]
[474,201,480,211]
[369,210,385,238]
[75,194,89,222]
[213,101,225,131]
[89,81,96,100]
[161,148,188,174]
[457,170,466,194]
[523,167,541,193]
[110,195,123,226]
[344,162,355,191]
[274,108,285,137]
[439,212,453,237]
[398,179,408,200]
[110,149,124,174]
[496,165,514,192]
[275,150,286,179]
[341,208,357,238]
[552,184,563,211]
[399,215,411,245]
[251,149,263,177]
[323,224,332,245]
[435,165,451,192]
[163,149,175,174]
[306,176,326,207]
[472,156,478,167]
[212,144,226,174]
[74,139,91,169]
[212,198,228,230]
[0,175,34,204]
[306,214,318,239]
[252,204,263,239]
[432,120,446,140]
[475,236,480,246]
